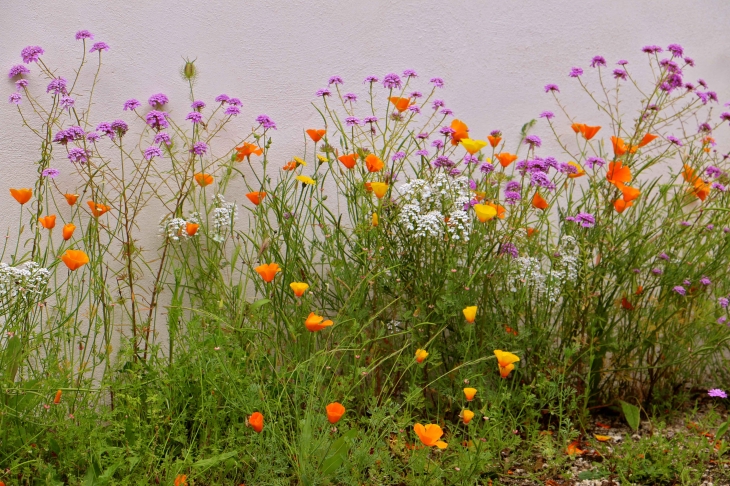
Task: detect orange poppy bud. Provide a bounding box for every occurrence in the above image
[62,223,76,241]
[194,173,214,187]
[461,409,475,425]
[61,249,89,271]
[325,402,346,424]
[304,312,333,332]
[365,154,384,172]
[174,474,187,486]
[54,389,62,404]
[185,222,199,236]
[415,348,428,363]
[388,96,412,112]
[64,193,79,205]
[532,192,548,210]
[638,133,658,147]
[289,282,309,297]
[10,188,32,205]
[246,191,266,205]
[87,201,111,217]
[306,129,326,143]
[338,153,357,169]
[249,412,264,433]
[495,152,517,168]
[613,198,633,213]
[414,423,448,449]
[450,119,469,145]
[38,215,56,230]
[463,387,477,401]
[235,142,263,161]
[487,135,502,148]
[255,263,280,283]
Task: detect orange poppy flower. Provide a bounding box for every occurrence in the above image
[306,129,326,143]
[450,119,469,145]
[61,249,89,271]
[532,192,548,210]
[494,350,520,378]
[62,223,75,241]
[638,133,658,147]
[185,222,199,236]
[87,201,110,217]
[38,215,56,230]
[463,387,477,401]
[10,188,32,205]
[415,348,428,363]
[283,161,298,171]
[174,475,187,486]
[255,263,280,283]
[304,312,333,332]
[54,389,62,404]
[486,202,506,219]
[610,136,637,157]
[246,191,266,205]
[692,180,711,201]
[615,182,640,202]
[413,423,448,449]
[194,173,214,187]
[496,152,518,168]
[635,286,644,295]
[370,182,388,199]
[365,154,384,172]
[326,402,346,424]
[613,198,633,213]
[571,123,582,134]
[364,182,373,193]
[461,410,475,425]
[567,161,586,178]
[289,282,309,297]
[235,142,263,161]
[606,161,632,185]
[566,441,585,456]
[338,153,357,169]
[578,124,601,140]
[487,134,502,148]
[64,193,79,205]
[249,412,264,433]
[526,227,537,237]
[389,96,412,112]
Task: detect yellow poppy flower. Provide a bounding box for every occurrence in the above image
[415,349,429,363]
[460,138,488,155]
[494,349,520,378]
[473,204,498,222]
[370,182,389,199]
[463,387,477,401]
[463,306,477,323]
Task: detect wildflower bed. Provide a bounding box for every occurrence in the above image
[2,33,730,484]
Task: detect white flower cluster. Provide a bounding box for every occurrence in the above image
[0,262,50,309]
[211,194,237,243]
[397,174,472,241]
[159,212,200,241]
[508,236,581,303]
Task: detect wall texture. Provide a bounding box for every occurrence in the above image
[1,0,729,239]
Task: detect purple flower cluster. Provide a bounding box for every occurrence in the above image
[89,42,109,53]
[144,146,162,160]
[613,69,627,80]
[21,46,44,64]
[590,56,607,68]
[148,93,169,107]
[123,99,141,111]
[345,116,360,127]
[524,135,542,148]
[544,84,560,93]
[154,132,172,146]
[256,114,277,130]
[586,157,605,169]
[566,212,595,228]
[392,151,406,161]
[191,100,206,110]
[673,285,686,296]
[382,73,402,89]
[42,168,60,178]
[111,120,128,137]
[186,112,203,124]
[146,111,169,130]
[569,67,583,78]
[67,147,89,163]
[430,77,444,88]
[708,389,728,398]
[343,92,358,102]
[190,142,208,155]
[8,93,21,105]
[433,156,455,169]
[8,65,30,79]
[706,166,723,178]
[75,30,94,40]
[224,105,241,116]
[328,76,343,85]
[500,243,519,259]
[539,111,554,119]
[215,94,230,103]
[316,88,331,97]
[46,78,67,96]
[480,162,495,174]
[363,76,379,84]
[53,126,85,144]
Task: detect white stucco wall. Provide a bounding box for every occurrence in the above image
[1,0,729,242]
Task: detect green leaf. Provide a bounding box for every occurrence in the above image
[718,420,729,439]
[192,450,239,470]
[250,298,270,310]
[619,400,641,431]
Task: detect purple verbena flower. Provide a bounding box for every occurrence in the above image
[145,110,169,130]
[415,149,429,157]
[363,116,378,124]
[698,122,712,133]
[59,96,75,109]
[432,99,445,109]
[392,151,406,161]
[712,183,727,192]
[505,181,521,192]
[659,252,670,261]
[439,126,455,136]
[568,212,595,228]
[67,147,89,163]
[433,156,454,168]
[345,116,361,127]
[8,93,21,105]
[463,154,479,165]
[720,112,730,122]
[111,120,128,137]
[698,79,708,88]
[504,191,521,204]
[154,132,171,146]
[144,146,162,160]
[75,30,94,40]
[86,132,100,142]
[228,97,242,107]
[408,105,421,114]
[410,91,423,98]
[707,224,715,230]
[590,56,607,68]
[642,45,663,54]
[440,108,453,116]
[652,268,663,275]
[8,64,30,79]
[613,69,627,80]
[402,69,417,78]
[215,94,230,103]
[41,168,59,178]
[89,42,109,53]
[719,297,729,308]
[673,286,686,296]
[666,136,682,146]
[430,77,444,88]
[382,73,402,89]
[683,279,692,286]
[539,111,554,119]
[431,139,444,149]
[191,100,206,110]
[123,99,141,111]
[700,276,711,285]
[46,78,67,96]
[524,135,542,148]
[684,57,695,67]
[256,114,277,130]
[343,92,358,102]
[416,132,429,140]
[328,76,343,85]
[21,46,44,64]
[680,221,691,227]
[190,142,208,156]
[148,93,169,107]
[529,171,555,191]
[706,166,722,178]
[480,162,495,174]
[224,105,240,116]
[709,389,728,398]
[186,112,203,124]
[15,79,28,89]
[544,84,560,93]
[316,88,331,97]
[616,60,628,66]
[500,243,519,259]
[667,44,684,57]
[569,67,583,77]
[586,157,605,169]
[363,76,379,84]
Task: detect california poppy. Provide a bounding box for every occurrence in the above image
[283,161,298,171]
[532,192,548,210]
[638,133,658,147]
[579,124,601,140]
[462,306,477,323]
[611,136,637,157]
[54,389,62,404]
[613,198,633,213]
[494,350,520,378]
[365,154,384,172]
[413,423,448,449]
[38,215,56,230]
[566,441,585,456]
[496,153,518,168]
[370,182,388,199]
[246,192,266,205]
[461,410,475,425]
[463,388,477,401]
[62,223,75,241]
[487,132,502,148]
[635,286,644,295]
[450,119,469,145]
[338,153,357,169]
[64,193,79,205]
[10,188,32,205]
[526,227,537,237]
[290,282,309,297]
[304,312,333,332]
[571,123,582,134]
[486,202,506,219]
[566,161,586,178]
[326,402,346,424]
[249,412,264,433]
[615,182,640,202]
[194,173,214,187]
[473,204,497,223]
[61,249,89,271]
[255,263,280,283]
[87,201,110,217]
[296,175,315,185]
[235,142,263,161]
[692,180,711,201]
[185,222,199,236]
[388,97,412,112]
[415,348,428,363]
[371,212,378,227]
[306,129,326,142]
[460,138,488,155]
[606,161,631,185]
[174,475,187,486]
